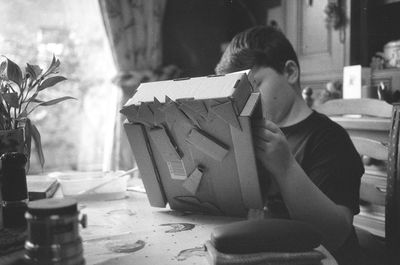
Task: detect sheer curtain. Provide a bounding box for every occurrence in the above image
[98,0,168,171]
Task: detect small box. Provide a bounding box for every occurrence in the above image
[121,71,264,217]
[343,65,372,99]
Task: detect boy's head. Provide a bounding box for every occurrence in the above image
[216,26,306,124]
[215,26,300,78]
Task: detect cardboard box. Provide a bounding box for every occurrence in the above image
[121,71,264,217]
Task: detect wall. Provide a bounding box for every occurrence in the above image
[162,0,268,77]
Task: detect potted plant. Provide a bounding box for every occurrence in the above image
[0,55,75,170]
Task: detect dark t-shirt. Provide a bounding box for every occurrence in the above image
[260,111,364,265]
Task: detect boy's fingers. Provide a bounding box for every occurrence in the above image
[252,119,281,134]
[253,127,275,142]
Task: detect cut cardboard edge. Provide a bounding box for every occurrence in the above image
[230,92,263,210]
[230,117,263,209]
[124,123,167,207]
[241,93,261,117]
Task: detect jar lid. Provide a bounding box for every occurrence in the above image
[27,198,78,216]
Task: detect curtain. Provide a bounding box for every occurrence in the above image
[98,0,168,171]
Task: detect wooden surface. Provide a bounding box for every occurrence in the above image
[0,180,338,265]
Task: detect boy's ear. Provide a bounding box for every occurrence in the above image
[284,60,299,85]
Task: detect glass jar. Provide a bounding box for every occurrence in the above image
[24,198,87,265]
[0,152,28,228]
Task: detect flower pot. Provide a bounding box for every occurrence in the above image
[0,128,25,156]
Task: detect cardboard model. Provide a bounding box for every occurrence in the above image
[120,71,264,217]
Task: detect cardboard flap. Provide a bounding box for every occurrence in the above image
[210,101,241,130]
[137,103,154,126]
[182,167,204,195]
[149,127,188,180]
[120,104,138,122]
[123,123,167,207]
[179,103,202,127]
[148,127,181,161]
[240,93,261,117]
[150,97,165,125]
[165,101,193,127]
[186,129,229,161]
[181,101,208,119]
[230,117,263,209]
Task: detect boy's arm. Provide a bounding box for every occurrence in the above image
[253,120,353,251]
[276,161,353,251]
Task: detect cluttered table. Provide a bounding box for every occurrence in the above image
[0,177,338,265]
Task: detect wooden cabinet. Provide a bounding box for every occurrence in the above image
[283,0,350,77]
[266,0,351,102]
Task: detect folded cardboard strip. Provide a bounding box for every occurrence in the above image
[121,71,264,217]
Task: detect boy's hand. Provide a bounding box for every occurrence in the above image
[252,119,295,179]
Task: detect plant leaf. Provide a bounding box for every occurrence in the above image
[5,57,23,86]
[3,92,19,108]
[43,55,61,76]
[24,98,44,104]
[38,76,67,91]
[28,96,76,114]
[23,118,32,172]
[26,63,42,81]
[37,96,76,106]
[30,122,45,169]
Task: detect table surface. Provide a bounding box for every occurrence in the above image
[0,179,338,265]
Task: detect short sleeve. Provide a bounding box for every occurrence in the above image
[304,126,364,215]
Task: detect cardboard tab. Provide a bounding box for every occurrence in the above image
[119,104,138,122]
[182,167,203,194]
[137,103,154,126]
[186,129,229,161]
[151,97,165,125]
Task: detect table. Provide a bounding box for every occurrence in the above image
[1,181,338,265]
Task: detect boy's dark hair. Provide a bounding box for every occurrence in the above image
[215,26,300,75]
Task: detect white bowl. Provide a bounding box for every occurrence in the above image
[50,171,128,201]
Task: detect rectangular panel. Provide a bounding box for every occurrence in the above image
[124,123,167,207]
[230,117,263,209]
[186,129,229,161]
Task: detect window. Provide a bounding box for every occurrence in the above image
[0,0,118,173]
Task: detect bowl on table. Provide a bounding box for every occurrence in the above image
[50,171,128,201]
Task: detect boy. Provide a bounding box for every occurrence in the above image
[215,26,364,265]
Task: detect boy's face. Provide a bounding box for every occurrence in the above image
[248,66,297,125]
